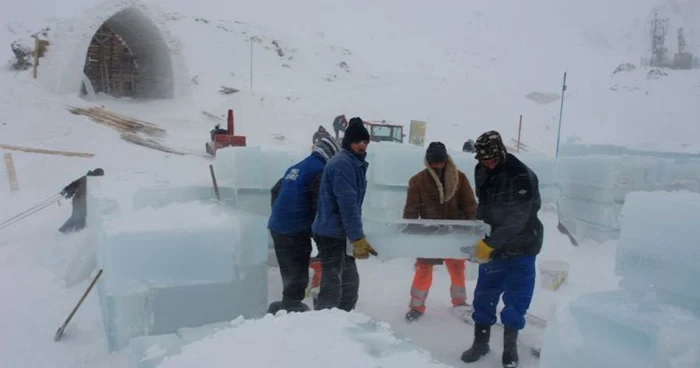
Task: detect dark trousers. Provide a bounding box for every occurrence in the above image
[59,198,87,233]
[471,255,536,330]
[271,231,312,304]
[313,234,359,311]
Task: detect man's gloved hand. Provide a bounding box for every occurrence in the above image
[352,237,378,259]
[60,189,72,199]
[460,239,494,264]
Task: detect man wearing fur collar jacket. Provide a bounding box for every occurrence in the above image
[403,142,478,322]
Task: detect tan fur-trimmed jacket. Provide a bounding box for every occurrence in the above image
[402,156,478,221]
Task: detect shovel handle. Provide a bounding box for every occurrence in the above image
[54,269,103,341]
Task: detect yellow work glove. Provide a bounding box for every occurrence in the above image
[475,239,494,261]
[352,237,378,259]
[461,239,494,264]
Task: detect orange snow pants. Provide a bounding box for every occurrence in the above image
[409,259,467,313]
[310,259,322,288]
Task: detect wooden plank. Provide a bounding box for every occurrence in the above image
[0,144,95,158]
[3,153,19,192]
[120,132,186,155]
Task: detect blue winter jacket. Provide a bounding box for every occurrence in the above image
[311,148,369,242]
[268,152,327,235]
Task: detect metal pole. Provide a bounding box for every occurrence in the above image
[517,115,523,153]
[250,38,253,92]
[555,72,567,158]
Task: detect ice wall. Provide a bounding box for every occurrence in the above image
[539,191,700,367]
[87,177,268,353]
[557,149,700,242]
[214,143,559,222]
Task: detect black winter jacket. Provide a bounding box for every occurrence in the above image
[474,153,543,260]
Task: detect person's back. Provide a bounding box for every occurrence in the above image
[267,137,340,314]
[268,153,326,235]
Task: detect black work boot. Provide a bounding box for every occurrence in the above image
[502,327,519,368]
[405,308,423,322]
[460,324,491,363]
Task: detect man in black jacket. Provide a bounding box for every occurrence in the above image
[59,168,105,233]
[460,131,543,368]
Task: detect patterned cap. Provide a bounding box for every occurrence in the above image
[474,131,507,161]
[314,136,340,162]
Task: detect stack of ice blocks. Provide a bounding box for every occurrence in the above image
[87,177,268,353]
[539,191,700,368]
[213,146,308,218]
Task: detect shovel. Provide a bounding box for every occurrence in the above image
[54,269,103,341]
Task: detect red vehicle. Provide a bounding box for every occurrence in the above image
[363,120,406,143]
[206,109,246,156]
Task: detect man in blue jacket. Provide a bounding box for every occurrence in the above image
[267,136,341,314]
[312,117,377,311]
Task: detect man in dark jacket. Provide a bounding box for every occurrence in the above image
[267,136,340,314]
[332,114,348,140]
[59,168,105,233]
[460,131,543,368]
[311,117,377,311]
[312,125,333,145]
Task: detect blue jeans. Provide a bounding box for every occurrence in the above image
[471,255,536,330]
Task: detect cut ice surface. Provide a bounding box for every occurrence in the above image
[96,201,268,352]
[176,321,233,345]
[539,290,700,368]
[157,310,451,368]
[364,218,490,260]
[131,185,237,209]
[127,334,184,368]
[616,191,700,315]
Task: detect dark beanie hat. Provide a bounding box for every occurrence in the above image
[425,142,448,163]
[342,117,370,144]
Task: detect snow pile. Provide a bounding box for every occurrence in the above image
[539,191,700,367]
[158,310,450,368]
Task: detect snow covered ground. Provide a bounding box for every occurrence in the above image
[0,0,697,367]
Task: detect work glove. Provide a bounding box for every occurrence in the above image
[460,239,494,264]
[352,237,378,259]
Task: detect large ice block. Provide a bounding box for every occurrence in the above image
[365,143,425,186]
[96,201,268,352]
[539,290,700,368]
[555,154,692,242]
[213,146,307,189]
[364,218,490,260]
[616,191,700,315]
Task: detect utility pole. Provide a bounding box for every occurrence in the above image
[249,37,254,93]
[555,72,567,158]
[517,115,523,152]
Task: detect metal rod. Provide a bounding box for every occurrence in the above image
[555,72,567,158]
[517,115,523,153]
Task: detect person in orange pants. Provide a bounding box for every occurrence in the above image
[307,257,322,301]
[402,142,478,322]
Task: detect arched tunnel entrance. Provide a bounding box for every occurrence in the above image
[81,7,175,99]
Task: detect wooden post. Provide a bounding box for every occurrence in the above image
[32,37,39,79]
[517,115,523,152]
[209,164,221,201]
[4,153,19,192]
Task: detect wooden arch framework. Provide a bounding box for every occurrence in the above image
[82,25,139,98]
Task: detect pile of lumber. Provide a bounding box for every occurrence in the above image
[68,106,188,155]
[68,106,165,137]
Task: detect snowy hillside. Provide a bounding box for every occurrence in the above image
[2,0,700,154]
[1,0,700,367]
